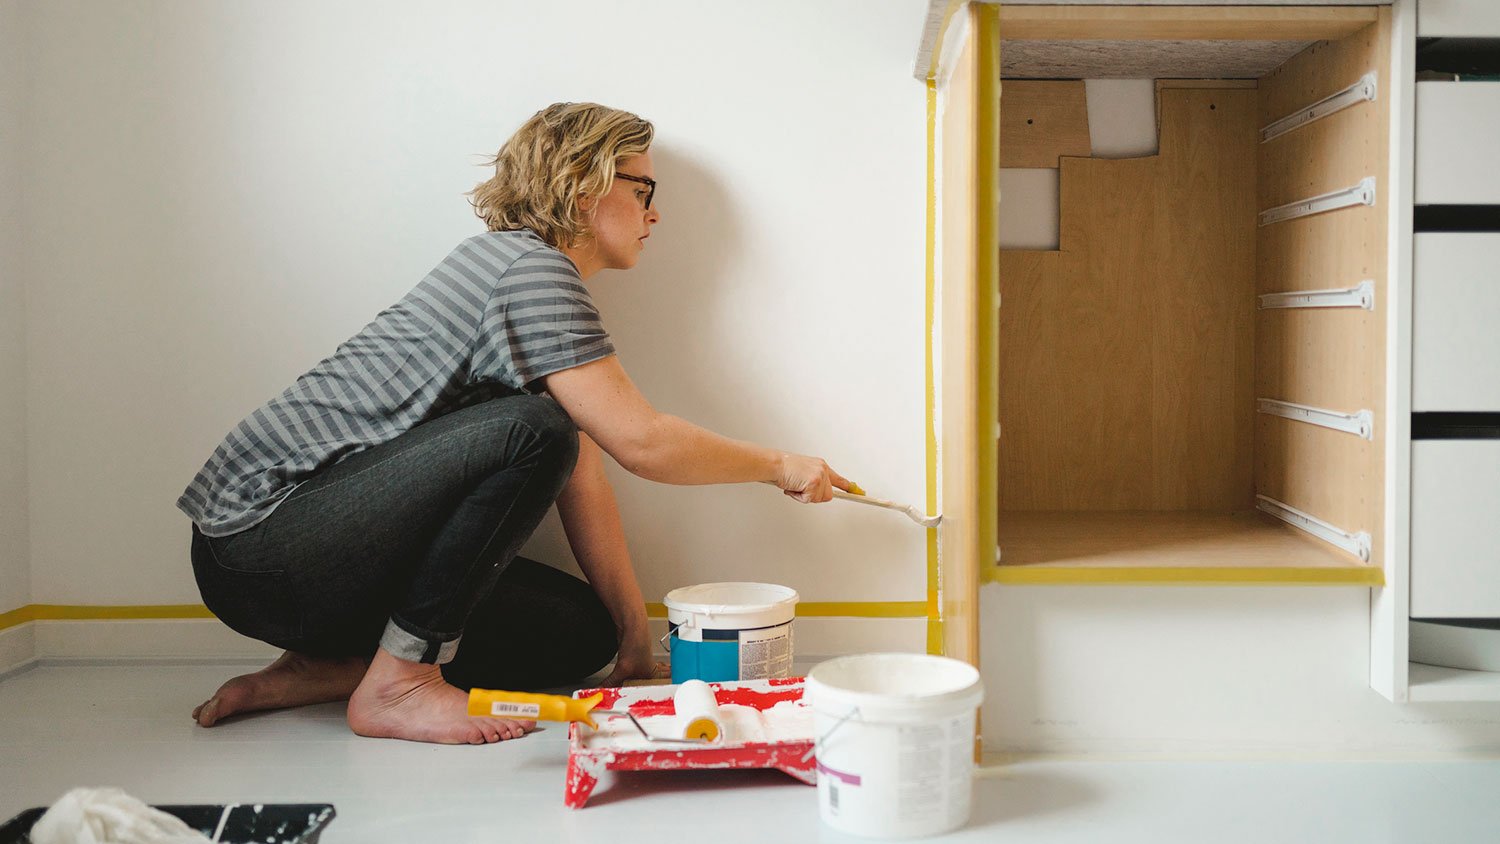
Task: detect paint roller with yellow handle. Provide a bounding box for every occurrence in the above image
[466,687,716,745]
[466,688,607,728]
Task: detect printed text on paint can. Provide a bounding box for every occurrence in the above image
[898,721,967,822]
[739,626,793,679]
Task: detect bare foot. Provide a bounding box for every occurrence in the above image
[346,648,536,745]
[193,651,370,727]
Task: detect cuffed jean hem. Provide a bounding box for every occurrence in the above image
[379,617,461,665]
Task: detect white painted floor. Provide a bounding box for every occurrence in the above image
[4,662,1500,843]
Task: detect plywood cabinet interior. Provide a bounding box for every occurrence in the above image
[992,6,1392,584]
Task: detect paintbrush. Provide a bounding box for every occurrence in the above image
[762,481,942,528]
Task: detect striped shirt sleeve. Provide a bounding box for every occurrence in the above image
[473,247,615,391]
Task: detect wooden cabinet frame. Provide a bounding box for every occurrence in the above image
[920,1,1423,704]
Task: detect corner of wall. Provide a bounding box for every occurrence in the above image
[0,0,36,673]
[0,623,36,678]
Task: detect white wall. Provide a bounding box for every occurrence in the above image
[0,0,32,618]
[19,0,930,650]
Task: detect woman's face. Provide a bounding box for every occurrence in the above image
[582,151,660,273]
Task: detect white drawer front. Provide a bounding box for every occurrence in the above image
[1420,0,1500,37]
[1416,82,1500,205]
[1411,441,1500,618]
[1413,233,1500,411]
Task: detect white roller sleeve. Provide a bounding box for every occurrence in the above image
[674,679,725,743]
[30,788,210,844]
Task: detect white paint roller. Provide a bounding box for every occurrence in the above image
[674,679,725,743]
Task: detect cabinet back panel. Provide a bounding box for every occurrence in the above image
[999,88,1257,511]
[999,80,1091,168]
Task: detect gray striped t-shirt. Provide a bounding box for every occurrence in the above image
[177,229,614,537]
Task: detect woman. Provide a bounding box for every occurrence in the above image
[177,102,850,745]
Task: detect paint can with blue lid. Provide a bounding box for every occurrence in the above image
[663,583,798,683]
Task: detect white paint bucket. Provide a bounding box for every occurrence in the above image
[663,583,798,683]
[806,653,984,839]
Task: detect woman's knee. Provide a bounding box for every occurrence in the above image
[502,395,579,469]
[456,395,579,484]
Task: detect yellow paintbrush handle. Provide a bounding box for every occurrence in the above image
[758,480,865,495]
[467,689,605,728]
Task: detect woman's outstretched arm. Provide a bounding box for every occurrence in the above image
[542,356,849,502]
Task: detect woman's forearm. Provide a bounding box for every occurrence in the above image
[544,357,841,497]
[621,413,783,486]
[557,434,650,640]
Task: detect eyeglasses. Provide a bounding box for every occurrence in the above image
[614,173,656,210]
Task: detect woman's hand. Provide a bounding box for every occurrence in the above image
[776,453,852,504]
[601,628,667,688]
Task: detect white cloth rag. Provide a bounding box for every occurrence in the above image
[30,788,211,844]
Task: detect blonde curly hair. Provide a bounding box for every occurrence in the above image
[468,103,655,249]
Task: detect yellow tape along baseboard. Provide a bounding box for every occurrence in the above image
[0,601,927,635]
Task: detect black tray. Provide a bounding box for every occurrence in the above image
[0,803,336,843]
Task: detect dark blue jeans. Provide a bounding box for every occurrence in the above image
[190,394,618,690]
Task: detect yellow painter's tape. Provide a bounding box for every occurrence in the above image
[924,76,942,657]
[0,601,931,635]
[646,601,926,620]
[0,604,218,632]
[926,0,967,82]
[986,567,1386,587]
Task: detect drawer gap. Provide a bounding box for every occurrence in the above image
[1412,413,1500,440]
[1415,205,1500,232]
[1416,37,1500,77]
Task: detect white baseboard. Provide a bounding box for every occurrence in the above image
[32,618,280,662]
[0,623,36,679]
[0,616,924,672]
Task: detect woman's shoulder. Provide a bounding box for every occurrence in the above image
[455,229,579,282]
[460,229,559,259]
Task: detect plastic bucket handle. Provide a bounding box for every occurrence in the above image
[659,614,701,653]
[802,704,862,763]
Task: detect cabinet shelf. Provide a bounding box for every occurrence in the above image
[994,510,1384,586]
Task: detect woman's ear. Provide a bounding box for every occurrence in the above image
[577,193,596,213]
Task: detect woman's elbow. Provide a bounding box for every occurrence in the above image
[606,417,668,481]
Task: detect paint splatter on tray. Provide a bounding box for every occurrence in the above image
[564,678,816,808]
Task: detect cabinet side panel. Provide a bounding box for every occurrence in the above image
[1256,13,1391,568]
[940,13,979,665]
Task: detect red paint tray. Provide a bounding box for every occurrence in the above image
[564,677,815,808]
